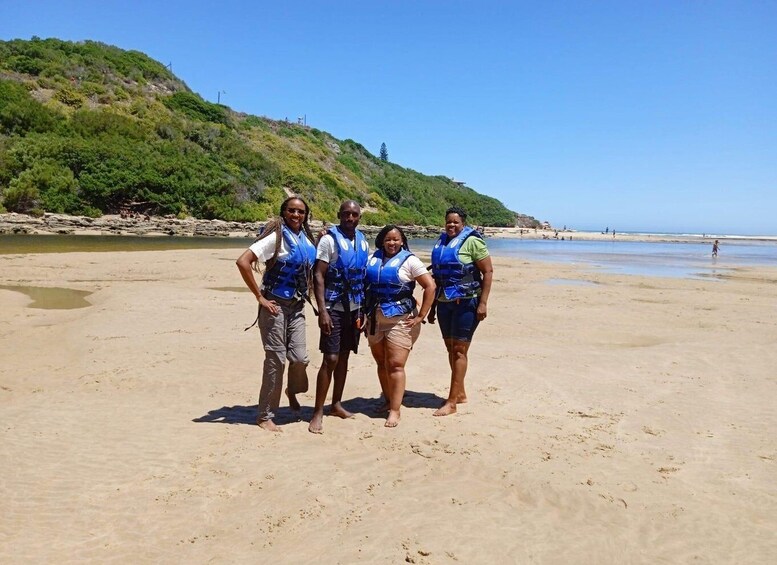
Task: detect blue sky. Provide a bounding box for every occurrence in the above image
[2,1,775,234]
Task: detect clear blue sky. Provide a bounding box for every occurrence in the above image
[2,1,776,234]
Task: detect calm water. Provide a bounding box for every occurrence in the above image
[0,234,246,254]
[408,238,777,279]
[2,233,776,279]
[0,284,93,309]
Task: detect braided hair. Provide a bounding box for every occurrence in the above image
[253,196,315,274]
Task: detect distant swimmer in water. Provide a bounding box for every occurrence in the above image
[712,240,719,257]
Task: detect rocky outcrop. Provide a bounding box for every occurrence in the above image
[0,213,442,239]
[0,213,262,237]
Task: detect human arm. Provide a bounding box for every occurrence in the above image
[474,255,493,321]
[426,264,438,325]
[313,258,332,334]
[405,273,436,329]
[235,249,280,315]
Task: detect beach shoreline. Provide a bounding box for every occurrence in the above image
[2,212,774,243]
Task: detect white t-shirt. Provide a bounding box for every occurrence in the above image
[393,254,429,282]
[249,230,314,262]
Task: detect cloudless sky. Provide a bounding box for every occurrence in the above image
[2,1,776,234]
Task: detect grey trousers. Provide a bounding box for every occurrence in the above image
[257,297,309,422]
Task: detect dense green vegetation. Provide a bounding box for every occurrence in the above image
[0,37,528,226]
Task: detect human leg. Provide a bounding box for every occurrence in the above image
[433,338,471,416]
[384,341,411,427]
[368,338,390,410]
[433,299,478,417]
[285,301,309,412]
[326,309,356,419]
[257,306,288,431]
[308,352,338,433]
[330,350,354,419]
[309,309,346,434]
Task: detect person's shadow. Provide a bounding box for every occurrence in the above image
[193,390,446,425]
[192,404,301,426]
[341,390,446,420]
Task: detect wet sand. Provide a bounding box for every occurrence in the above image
[1,248,776,563]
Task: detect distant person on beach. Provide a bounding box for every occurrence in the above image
[712,240,719,257]
[364,225,436,427]
[309,200,370,434]
[235,196,317,432]
[427,206,493,416]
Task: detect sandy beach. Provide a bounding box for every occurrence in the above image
[1,246,776,563]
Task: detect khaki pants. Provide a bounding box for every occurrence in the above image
[257,297,309,422]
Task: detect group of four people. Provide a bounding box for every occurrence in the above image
[236,197,493,432]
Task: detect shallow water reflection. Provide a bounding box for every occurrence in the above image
[0,285,93,309]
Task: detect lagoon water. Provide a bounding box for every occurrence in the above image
[410,239,777,278]
[409,238,777,279]
[2,233,776,280]
[0,234,246,254]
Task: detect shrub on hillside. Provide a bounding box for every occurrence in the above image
[163,92,229,125]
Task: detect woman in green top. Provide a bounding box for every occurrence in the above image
[427,206,493,416]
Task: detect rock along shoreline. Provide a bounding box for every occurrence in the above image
[4,212,773,244]
[0,212,442,239]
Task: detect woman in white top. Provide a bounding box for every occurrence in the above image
[364,225,436,427]
[236,196,317,432]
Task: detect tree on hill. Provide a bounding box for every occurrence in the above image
[379,142,388,162]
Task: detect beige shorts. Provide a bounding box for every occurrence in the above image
[366,309,421,351]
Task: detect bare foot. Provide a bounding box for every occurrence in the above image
[456,395,468,404]
[258,419,282,432]
[308,411,324,434]
[385,410,400,428]
[433,402,457,417]
[329,402,354,419]
[285,388,301,412]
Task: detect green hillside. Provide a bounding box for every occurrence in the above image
[0,37,531,227]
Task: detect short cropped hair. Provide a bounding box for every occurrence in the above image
[445,206,468,222]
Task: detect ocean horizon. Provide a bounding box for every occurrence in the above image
[570,227,777,239]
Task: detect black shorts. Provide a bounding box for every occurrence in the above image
[436,297,481,342]
[319,309,364,354]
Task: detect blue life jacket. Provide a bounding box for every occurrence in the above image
[365,249,417,318]
[262,225,316,300]
[323,227,369,308]
[430,226,483,300]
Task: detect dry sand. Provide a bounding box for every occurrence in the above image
[1,247,776,563]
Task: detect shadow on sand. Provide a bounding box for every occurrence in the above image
[342,389,446,419]
[193,390,446,426]
[193,404,300,426]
